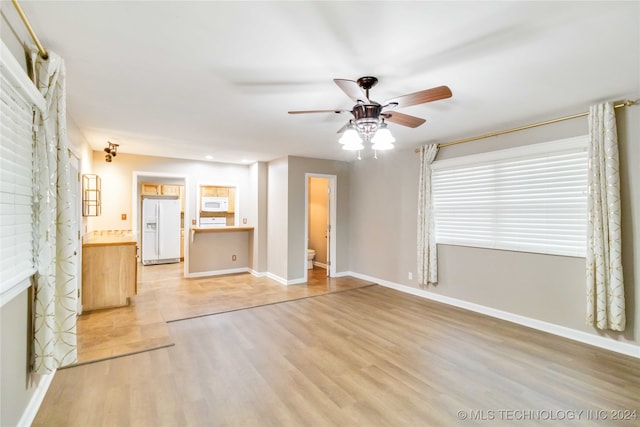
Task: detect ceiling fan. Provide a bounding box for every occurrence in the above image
[288,76,452,152]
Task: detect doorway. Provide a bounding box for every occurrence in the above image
[305,174,336,281]
[132,172,188,277]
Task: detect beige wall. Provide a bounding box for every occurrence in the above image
[349,105,640,346]
[189,231,251,273]
[287,156,350,280]
[267,157,289,280]
[308,177,328,264]
[0,290,43,427]
[248,162,268,273]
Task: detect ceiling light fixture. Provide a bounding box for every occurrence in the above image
[370,121,395,151]
[290,76,452,159]
[104,141,119,163]
[340,115,394,155]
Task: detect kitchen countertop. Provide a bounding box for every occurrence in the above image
[191,226,254,233]
[83,233,137,247]
[190,226,254,243]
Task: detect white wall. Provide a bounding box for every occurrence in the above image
[90,151,251,230]
[90,152,255,276]
[349,104,640,348]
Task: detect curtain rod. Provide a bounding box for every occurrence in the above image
[415,99,639,152]
[11,0,48,59]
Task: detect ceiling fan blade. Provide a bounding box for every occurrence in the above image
[334,79,369,103]
[336,122,352,133]
[383,85,452,108]
[382,111,426,128]
[288,109,348,114]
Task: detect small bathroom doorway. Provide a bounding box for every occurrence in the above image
[305,174,336,279]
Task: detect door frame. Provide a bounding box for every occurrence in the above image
[303,173,337,282]
[132,171,188,276]
[68,149,82,314]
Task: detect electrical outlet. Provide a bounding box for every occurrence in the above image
[192,219,196,225]
[408,272,413,280]
[243,218,247,224]
[232,255,237,261]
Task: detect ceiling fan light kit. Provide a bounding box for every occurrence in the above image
[289,76,452,157]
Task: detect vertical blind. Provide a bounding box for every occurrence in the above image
[431,136,588,258]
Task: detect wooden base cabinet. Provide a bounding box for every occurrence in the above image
[82,240,137,312]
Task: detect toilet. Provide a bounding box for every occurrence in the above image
[307,249,316,269]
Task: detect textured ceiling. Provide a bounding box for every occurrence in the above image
[2,1,638,164]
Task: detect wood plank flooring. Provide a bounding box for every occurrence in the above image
[76,264,372,364]
[37,284,639,426]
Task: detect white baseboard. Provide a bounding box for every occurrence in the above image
[248,269,266,277]
[313,261,328,269]
[18,371,55,427]
[347,271,640,359]
[264,272,287,285]
[187,267,249,278]
[331,271,351,278]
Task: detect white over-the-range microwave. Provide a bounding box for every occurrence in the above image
[201,196,229,212]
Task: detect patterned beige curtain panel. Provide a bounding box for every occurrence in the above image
[417,144,439,286]
[32,50,78,373]
[586,102,626,331]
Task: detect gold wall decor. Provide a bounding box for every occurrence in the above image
[82,174,101,216]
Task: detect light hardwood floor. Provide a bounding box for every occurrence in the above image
[76,263,372,364]
[37,283,638,426]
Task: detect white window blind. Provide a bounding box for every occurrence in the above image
[431,136,588,257]
[0,41,43,306]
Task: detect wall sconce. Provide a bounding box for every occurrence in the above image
[104,141,119,162]
[82,174,101,216]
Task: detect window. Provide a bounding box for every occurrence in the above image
[0,42,44,306]
[431,136,588,257]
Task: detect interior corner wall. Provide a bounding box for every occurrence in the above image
[287,156,350,281]
[267,157,289,279]
[349,104,640,348]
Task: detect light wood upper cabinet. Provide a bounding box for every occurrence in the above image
[141,182,184,212]
[200,185,236,214]
[228,187,235,213]
[160,185,180,196]
[141,183,160,195]
[201,186,229,198]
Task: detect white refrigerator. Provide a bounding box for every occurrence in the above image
[142,196,181,265]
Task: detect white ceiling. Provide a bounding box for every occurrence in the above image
[2,1,639,164]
